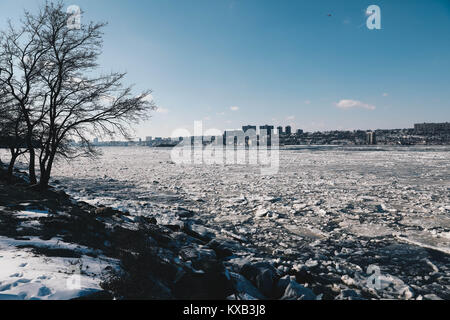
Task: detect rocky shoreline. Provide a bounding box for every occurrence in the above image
[0,167,319,300]
[0,165,449,300]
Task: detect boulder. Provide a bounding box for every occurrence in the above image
[176,207,195,218]
[179,246,221,272]
[229,272,266,300]
[173,271,233,300]
[292,264,314,284]
[240,262,279,298]
[207,239,240,259]
[94,207,117,217]
[183,223,216,242]
[276,276,316,300]
[135,215,157,225]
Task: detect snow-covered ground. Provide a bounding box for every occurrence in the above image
[0,234,117,300]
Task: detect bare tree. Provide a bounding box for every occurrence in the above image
[1,2,155,188]
[0,8,50,185]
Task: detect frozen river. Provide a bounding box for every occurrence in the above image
[49,146,450,254]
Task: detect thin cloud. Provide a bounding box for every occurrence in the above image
[382,93,389,97]
[335,99,376,111]
[230,106,239,111]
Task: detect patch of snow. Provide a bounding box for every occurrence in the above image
[0,236,119,300]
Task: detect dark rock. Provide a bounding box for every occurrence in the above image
[54,189,70,200]
[101,264,174,300]
[165,224,180,232]
[293,265,315,284]
[274,275,291,298]
[240,262,279,298]
[179,246,222,272]
[109,225,150,253]
[276,276,316,300]
[16,245,82,258]
[183,222,216,242]
[173,271,233,300]
[134,215,157,225]
[141,224,178,249]
[95,207,117,217]
[170,231,203,246]
[72,290,114,300]
[230,272,266,300]
[207,239,240,259]
[176,207,195,218]
[77,201,95,212]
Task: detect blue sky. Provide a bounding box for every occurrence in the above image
[1,0,449,138]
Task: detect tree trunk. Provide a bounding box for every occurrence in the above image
[26,133,37,185]
[38,151,56,189]
[7,152,18,182]
[39,173,50,189]
[29,148,37,185]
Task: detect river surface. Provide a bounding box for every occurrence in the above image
[46,146,450,253]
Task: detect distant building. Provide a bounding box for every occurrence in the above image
[296,129,304,135]
[145,136,152,142]
[285,126,292,136]
[93,138,99,144]
[259,125,274,135]
[224,130,245,145]
[242,125,257,133]
[366,131,376,145]
[277,126,283,135]
[414,122,450,134]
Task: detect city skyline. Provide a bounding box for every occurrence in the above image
[94,121,449,142]
[1,0,449,137]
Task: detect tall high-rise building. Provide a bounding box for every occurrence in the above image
[285,126,292,136]
[260,125,274,135]
[242,125,257,133]
[277,126,283,135]
[366,131,376,145]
